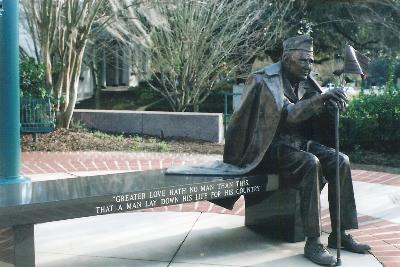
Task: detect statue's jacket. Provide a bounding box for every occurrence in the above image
[167,62,334,209]
[223,62,284,170]
[224,61,334,168]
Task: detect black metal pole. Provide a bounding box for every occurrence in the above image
[335,106,341,266]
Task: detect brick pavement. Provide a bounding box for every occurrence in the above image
[21,151,400,267]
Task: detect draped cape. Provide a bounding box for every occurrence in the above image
[166,62,329,209]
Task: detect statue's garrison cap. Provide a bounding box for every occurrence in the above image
[283,35,313,52]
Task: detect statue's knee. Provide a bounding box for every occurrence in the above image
[339,153,350,166]
[306,154,321,169]
[300,154,321,186]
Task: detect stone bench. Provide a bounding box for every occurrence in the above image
[0,170,302,267]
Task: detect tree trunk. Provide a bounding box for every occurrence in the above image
[60,50,85,128]
[43,45,53,91]
[91,61,102,110]
[101,49,107,88]
[193,102,200,112]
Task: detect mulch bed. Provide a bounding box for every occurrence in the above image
[21,128,224,154]
[21,128,400,171]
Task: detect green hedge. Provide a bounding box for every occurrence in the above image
[340,89,400,152]
[20,57,52,99]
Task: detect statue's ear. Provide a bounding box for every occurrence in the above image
[281,52,291,65]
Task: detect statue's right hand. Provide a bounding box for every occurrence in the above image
[321,87,348,111]
[322,87,348,102]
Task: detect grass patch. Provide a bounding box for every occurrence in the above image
[131,136,170,152]
[92,130,110,139]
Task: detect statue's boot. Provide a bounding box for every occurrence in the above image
[328,233,371,254]
[304,240,336,266]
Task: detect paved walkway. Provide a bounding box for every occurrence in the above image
[22,152,400,267]
[34,212,380,267]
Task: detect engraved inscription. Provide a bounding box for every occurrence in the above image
[95,178,262,215]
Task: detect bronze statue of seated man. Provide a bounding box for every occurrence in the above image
[222,35,370,266]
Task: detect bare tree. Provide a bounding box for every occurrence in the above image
[21,0,161,128]
[21,0,63,90]
[117,0,295,112]
[21,0,106,128]
[85,0,165,90]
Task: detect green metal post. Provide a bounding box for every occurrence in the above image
[0,0,29,184]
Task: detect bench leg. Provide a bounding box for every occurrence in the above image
[0,225,35,267]
[245,189,305,243]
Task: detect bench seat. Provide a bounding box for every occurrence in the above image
[0,170,282,267]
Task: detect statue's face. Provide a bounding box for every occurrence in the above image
[283,50,314,82]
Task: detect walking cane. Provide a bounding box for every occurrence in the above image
[335,104,341,266]
[332,45,369,266]
[328,98,341,266]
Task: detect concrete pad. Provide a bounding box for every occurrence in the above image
[26,172,76,182]
[69,170,139,177]
[352,181,400,224]
[170,263,239,267]
[35,212,201,263]
[36,253,168,267]
[26,170,140,181]
[173,213,382,267]
[0,261,14,267]
[321,181,400,224]
[34,211,381,267]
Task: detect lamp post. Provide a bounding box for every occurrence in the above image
[0,0,29,184]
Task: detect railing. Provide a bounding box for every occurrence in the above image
[223,92,242,134]
[20,97,55,141]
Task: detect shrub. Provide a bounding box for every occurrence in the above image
[366,59,388,86]
[340,88,400,152]
[20,58,56,130]
[20,57,51,99]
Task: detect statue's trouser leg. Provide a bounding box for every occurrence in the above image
[275,144,322,238]
[308,141,359,231]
